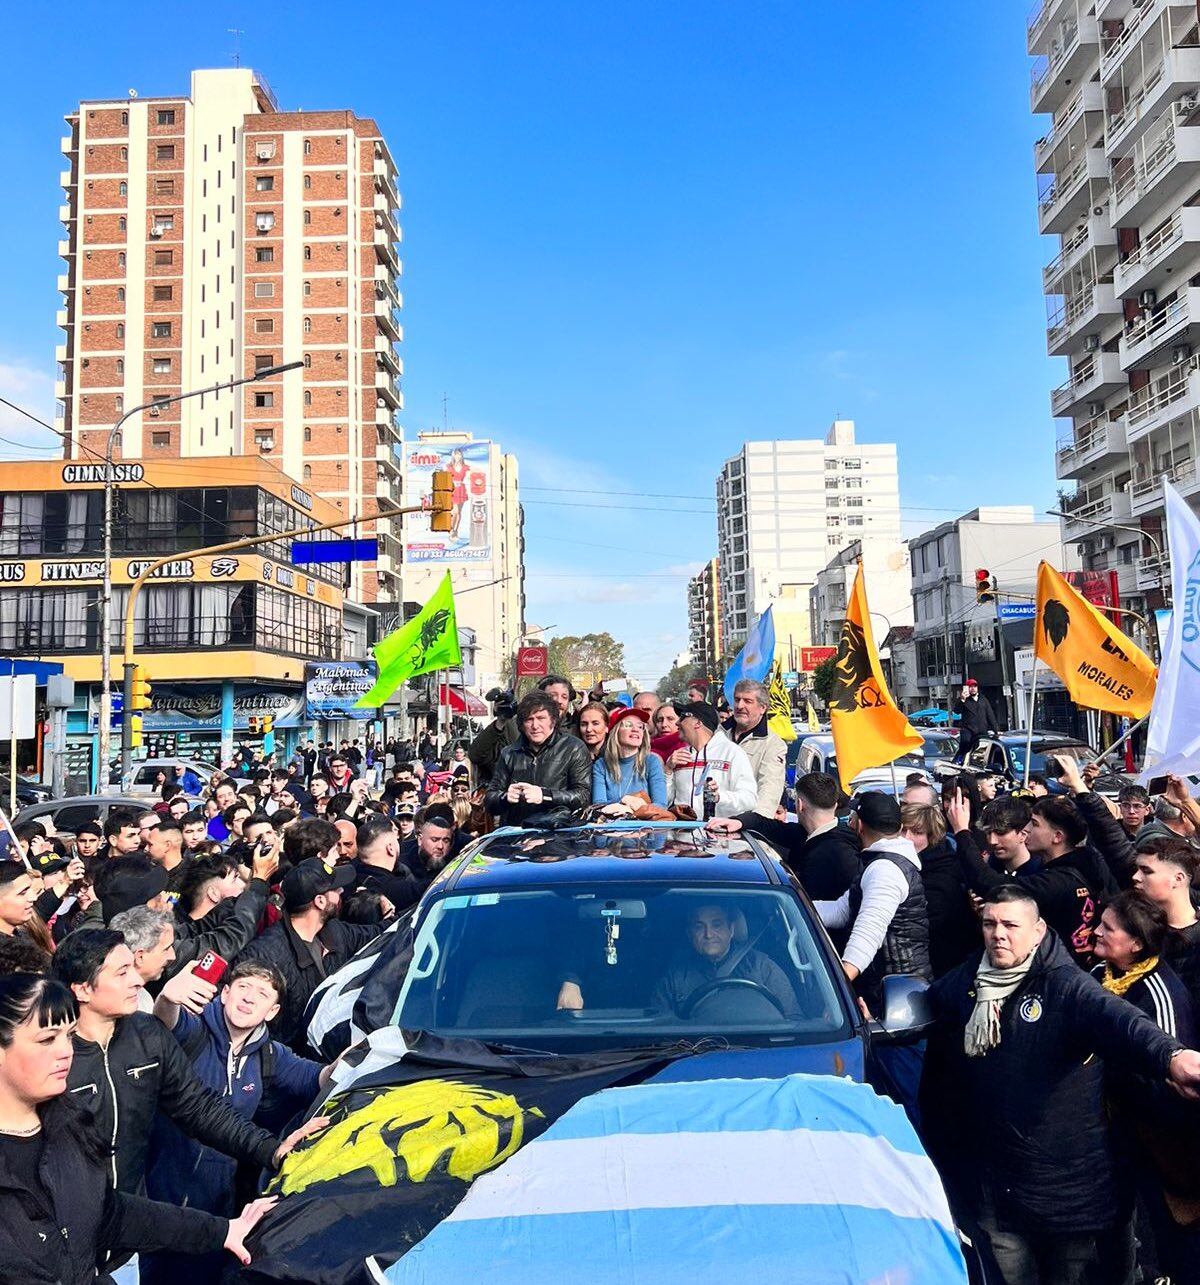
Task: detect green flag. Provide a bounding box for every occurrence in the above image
[354,573,461,708]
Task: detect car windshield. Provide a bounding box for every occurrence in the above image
[1008,741,1096,777]
[392,883,850,1053]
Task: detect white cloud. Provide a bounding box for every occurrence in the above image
[0,359,60,452]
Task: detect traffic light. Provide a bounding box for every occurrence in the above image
[975,568,995,605]
[429,469,454,533]
[248,716,261,735]
[262,715,274,736]
[128,714,143,749]
[262,714,276,756]
[130,666,152,712]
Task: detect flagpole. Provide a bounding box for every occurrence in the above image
[1023,663,1039,787]
[1094,714,1148,765]
[889,759,899,798]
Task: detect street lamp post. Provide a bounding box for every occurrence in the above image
[98,363,303,787]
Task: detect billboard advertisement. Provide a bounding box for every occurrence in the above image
[404,440,492,564]
[304,661,379,721]
[799,646,836,671]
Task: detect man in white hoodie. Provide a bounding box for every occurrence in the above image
[812,791,932,1013]
[666,701,758,819]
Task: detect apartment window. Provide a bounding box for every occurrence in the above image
[253,282,274,298]
[115,358,124,376]
[303,317,312,334]
[152,357,171,375]
[303,210,312,226]
[154,249,172,266]
[304,426,312,442]
[154,179,175,198]
[118,216,126,231]
[254,392,274,409]
[151,321,172,339]
[151,431,170,447]
[119,146,128,161]
[116,287,125,303]
[152,285,172,301]
[157,109,175,126]
[303,390,312,406]
[303,139,312,155]
[303,246,312,261]
[255,247,274,263]
[118,182,127,197]
[303,464,312,480]
[254,318,274,333]
[115,394,123,413]
[254,354,274,372]
[117,252,126,269]
[303,354,312,368]
[120,111,128,126]
[156,144,175,162]
[303,282,312,296]
[255,175,274,192]
[255,212,275,233]
[115,323,125,339]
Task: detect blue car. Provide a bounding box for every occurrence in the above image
[272,823,972,1284]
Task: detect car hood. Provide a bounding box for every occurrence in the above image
[375,1071,967,1283]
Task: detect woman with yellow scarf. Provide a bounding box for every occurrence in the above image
[1093,890,1200,1284]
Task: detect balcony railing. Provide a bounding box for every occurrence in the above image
[1039,148,1091,210]
[1106,57,1168,142]
[1047,281,1100,338]
[1100,0,1160,78]
[1126,290,1191,351]
[1120,208,1182,275]
[1131,457,1195,506]
[1127,356,1197,429]
[1112,104,1190,214]
[1044,219,1094,285]
[1037,87,1093,163]
[1056,409,1119,466]
[1032,12,1082,97]
[1052,353,1105,413]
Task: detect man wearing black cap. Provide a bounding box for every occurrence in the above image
[811,791,932,1011]
[234,853,389,1051]
[665,701,758,819]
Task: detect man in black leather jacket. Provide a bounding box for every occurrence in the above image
[485,691,593,826]
[52,929,314,1195]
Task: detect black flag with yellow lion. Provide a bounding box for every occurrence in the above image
[241,1032,676,1283]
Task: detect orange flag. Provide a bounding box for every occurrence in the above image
[829,562,922,791]
[1033,562,1156,718]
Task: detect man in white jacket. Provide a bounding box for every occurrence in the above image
[667,701,759,818]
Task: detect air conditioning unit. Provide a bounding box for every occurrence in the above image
[1086,400,1104,417]
[1140,289,1158,308]
[1173,344,1193,365]
[1180,97,1198,114]
[1084,334,1100,352]
[148,406,160,418]
[1079,538,1094,556]
[256,437,275,452]
[148,228,162,240]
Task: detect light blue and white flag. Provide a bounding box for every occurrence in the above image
[723,605,776,705]
[379,1073,967,1285]
[1143,481,1200,779]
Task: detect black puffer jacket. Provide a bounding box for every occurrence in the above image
[0,1096,227,1285]
[919,840,980,978]
[67,1012,279,1194]
[484,728,593,825]
[234,915,383,1053]
[735,816,862,901]
[925,931,1181,1234]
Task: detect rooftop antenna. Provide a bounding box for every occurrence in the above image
[228,27,244,68]
[442,392,449,432]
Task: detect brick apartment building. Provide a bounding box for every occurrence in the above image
[55,67,404,605]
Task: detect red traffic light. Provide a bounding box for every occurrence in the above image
[975,568,991,585]
[975,568,995,604]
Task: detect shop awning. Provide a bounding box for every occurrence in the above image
[438,684,488,717]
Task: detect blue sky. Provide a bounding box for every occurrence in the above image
[0,2,1059,684]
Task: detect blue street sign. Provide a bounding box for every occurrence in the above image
[997,602,1037,622]
[291,538,379,565]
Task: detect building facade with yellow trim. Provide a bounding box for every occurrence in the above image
[0,456,349,784]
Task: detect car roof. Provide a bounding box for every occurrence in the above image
[995,732,1087,748]
[438,822,786,894]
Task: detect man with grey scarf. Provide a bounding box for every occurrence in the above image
[920,884,1200,1285]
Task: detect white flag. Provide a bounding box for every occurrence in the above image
[1142,481,1200,778]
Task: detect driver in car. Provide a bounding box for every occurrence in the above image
[650,901,800,1019]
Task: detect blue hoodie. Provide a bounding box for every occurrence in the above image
[144,997,322,1212]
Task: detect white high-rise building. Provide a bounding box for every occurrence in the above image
[715,420,901,656]
[1030,1,1191,616]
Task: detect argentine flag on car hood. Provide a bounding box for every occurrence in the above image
[378,1073,966,1285]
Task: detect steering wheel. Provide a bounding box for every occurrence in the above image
[679,977,787,1019]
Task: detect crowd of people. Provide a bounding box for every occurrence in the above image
[3,671,1200,1281]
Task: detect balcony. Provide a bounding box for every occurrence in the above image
[1110,104,1200,226]
[1031,9,1101,114]
[374,226,400,275]
[376,296,402,343]
[1036,81,1105,172]
[375,339,401,377]
[1104,47,1200,154]
[1047,281,1120,355]
[1044,210,1118,290]
[375,471,401,511]
[375,370,402,409]
[1120,286,1200,368]
[1114,206,1200,297]
[1038,147,1109,234]
[1055,412,1128,478]
[1126,356,1200,438]
[376,442,401,475]
[1100,0,1173,79]
[1050,351,1125,416]
[1135,553,1167,589]
[1060,486,1134,542]
[1130,451,1198,512]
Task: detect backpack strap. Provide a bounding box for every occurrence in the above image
[259,1037,276,1089]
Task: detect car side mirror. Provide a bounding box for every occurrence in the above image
[868,974,934,1044]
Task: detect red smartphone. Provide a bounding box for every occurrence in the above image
[193,951,228,986]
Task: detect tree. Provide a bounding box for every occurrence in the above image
[811,656,837,707]
[656,660,704,701]
[546,633,627,689]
